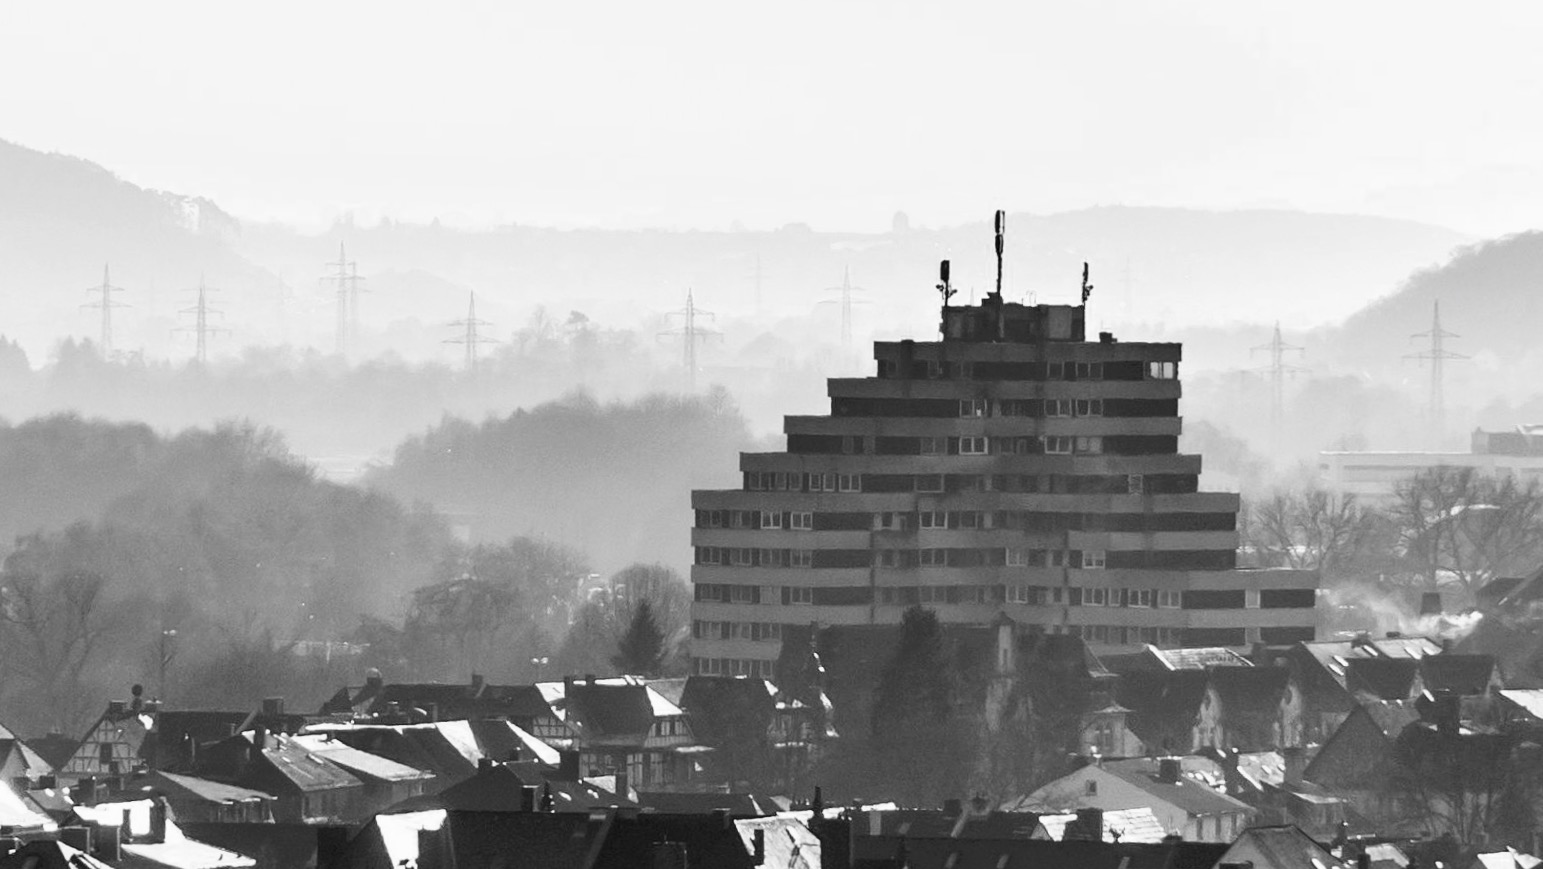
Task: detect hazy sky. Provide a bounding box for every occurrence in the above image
[5,0,1543,235]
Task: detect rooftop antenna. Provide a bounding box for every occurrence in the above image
[820,266,869,371]
[993,210,1005,299]
[444,292,500,373]
[1406,300,1467,447]
[174,275,229,365]
[82,263,129,357]
[1251,322,1306,455]
[321,243,365,356]
[1081,263,1093,305]
[660,289,721,392]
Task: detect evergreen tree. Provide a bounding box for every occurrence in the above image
[865,606,975,805]
[612,600,667,676]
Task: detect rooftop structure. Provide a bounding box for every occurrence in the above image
[1319,425,1543,501]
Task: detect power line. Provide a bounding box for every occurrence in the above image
[1251,321,1306,449]
[1406,299,1467,445]
[659,289,721,392]
[174,275,229,364]
[321,242,366,356]
[444,291,500,372]
[81,263,129,357]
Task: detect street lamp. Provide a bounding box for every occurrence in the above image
[531,656,550,682]
[160,629,178,705]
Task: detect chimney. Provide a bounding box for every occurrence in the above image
[1221,748,1243,796]
[713,808,732,829]
[470,673,485,695]
[252,726,268,757]
[615,769,629,799]
[559,749,580,781]
[1283,746,1305,787]
[59,827,93,854]
[752,829,766,866]
[148,796,168,844]
[520,785,537,812]
[37,775,55,791]
[107,701,126,716]
[1433,691,1461,736]
[95,823,122,861]
[365,669,384,689]
[1157,757,1181,784]
[477,757,496,775]
[564,676,575,697]
[584,673,597,685]
[1071,808,1103,842]
[261,697,285,717]
[77,776,98,807]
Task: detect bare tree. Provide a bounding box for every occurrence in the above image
[1244,486,1384,580]
[1388,468,1543,599]
[0,568,121,732]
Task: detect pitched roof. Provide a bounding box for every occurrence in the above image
[1210,666,1290,711]
[1500,689,1543,721]
[147,771,276,805]
[734,816,819,869]
[638,791,771,816]
[256,735,362,792]
[1037,807,1167,843]
[1099,759,1255,817]
[121,818,257,869]
[389,762,634,814]
[1152,647,1254,671]
[1215,825,1349,869]
[1345,658,1421,701]
[0,841,112,869]
[1474,848,1543,869]
[853,837,1228,869]
[1420,654,1497,695]
[464,719,560,766]
[290,735,433,783]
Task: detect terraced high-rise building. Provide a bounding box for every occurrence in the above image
[689,287,1317,677]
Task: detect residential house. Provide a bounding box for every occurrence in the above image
[0,722,54,787]
[1113,663,1300,753]
[1004,756,1255,842]
[1301,701,1422,834]
[291,733,434,816]
[1212,825,1350,869]
[141,770,276,824]
[58,697,308,783]
[540,676,708,792]
[1288,635,1444,743]
[676,675,826,792]
[197,731,364,823]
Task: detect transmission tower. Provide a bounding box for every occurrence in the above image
[659,289,721,392]
[444,292,500,372]
[818,266,870,370]
[1251,321,1306,448]
[321,243,366,356]
[81,264,129,357]
[1406,300,1467,445]
[174,275,229,364]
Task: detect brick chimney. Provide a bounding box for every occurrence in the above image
[1283,746,1305,787]
[1157,757,1182,784]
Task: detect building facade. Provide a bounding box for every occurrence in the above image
[690,294,1317,676]
[1318,424,1543,502]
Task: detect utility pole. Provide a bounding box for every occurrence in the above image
[659,289,720,392]
[1407,300,1467,446]
[82,264,128,357]
[819,266,869,371]
[321,243,365,356]
[1251,322,1306,451]
[175,275,229,364]
[444,292,499,372]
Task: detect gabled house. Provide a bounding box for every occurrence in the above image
[1005,756,1255,843]
[292,733,434,816]
[1213,825,1350,869]
[141,769,277,824]
[1114,664,1300,753]
[676,675,825,792]
[1302,700,1424,836]
[540,676,707,792]
[197,730,364,823]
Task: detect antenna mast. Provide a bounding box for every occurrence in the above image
[321,243,365,356]
[993,210,1005,299]
[1251,322,1306,452]
[175,275,229,364]
[444,292,500,372]
[660,289,720,392]
[1406,300,1467,446]
[82,264,129,357]
[820,266,869,369]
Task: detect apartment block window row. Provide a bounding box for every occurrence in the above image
[746,471,1198,496]
[741,471,863,493]
[845,396,1177,422]
[699,507,1232,533]
[874,357,1183,383]
[693,657,774,678]
[692,620,784,642]
[1070,625,1183,646]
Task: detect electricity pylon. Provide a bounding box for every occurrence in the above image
[1406,300,1467,446]
[82,264,129,356]
[444,292,500,372]
[818,266,869,371]
[1251,322,1306,451]
[175,275,229,364]
[321,243,366,356]
[659,289,721,392]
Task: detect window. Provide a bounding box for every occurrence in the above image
[919,511,946,529]
[773,472,790,491]
[1147,361,1177,380]
[1006,584,1039,604]
[1046,361,1065,380]
[1005,548,1028,567]
[959,399,988,418]
[1083,587,1108,606]
[760,548,788,567]
[957,511,982,529]
[1127,474,1144,495]
[1075,362,1103,380]
[1048,550,1068,568]
[919,548,946,567]
[915,474,945,493]
[729,548,755,566]
[959,436,988,455]
[761,510,783,530]
[1082,549,1106,569]
[1044,399,1072,418]
[787,586,813,604]
[728,585,756,603]
[919,436,944,455]
[1043,436,1073,455]
[841,436,862,455]
[1158,590,1182,609]
[926,360,945,379]
[1084,780,1098,796]
[838,474,862,492]
[875,550,900,568]
[790,549,813,568]
[877,512,908,531]
[1128,589,1153,608]
[1075,436,1103,454]
[791,512,814,531]
[1075,398,1103,417]
[707,510,724,528]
